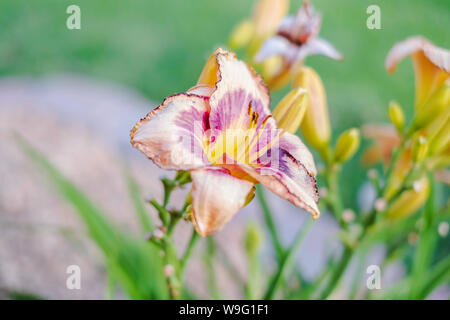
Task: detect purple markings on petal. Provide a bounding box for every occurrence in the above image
[174,104,211,164]
[209,89,269,131]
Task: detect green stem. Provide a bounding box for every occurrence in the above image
[319,207,377,299]
[325,164,344,224]
[205,237,222,299]
[318,245,353,299]
[162,237,182,299]
[417,255,450,299]
[149,199,170,226]
[256,185,285,262]
[180,228,200,275]
[409,174,436,299]
[263,218,313,300]
[246,252,261,300]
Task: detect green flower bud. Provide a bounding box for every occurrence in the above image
[414,83,450,129]
[385,175,430,220]
[228,20,255,50]
[273,88,308,134]
[245,222,262,257]
[411,135,428,163]
[334,128,361,163]
[388,101,405,133]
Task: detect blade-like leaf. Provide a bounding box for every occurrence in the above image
[18,137,168,299]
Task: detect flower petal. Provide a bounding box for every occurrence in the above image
[197,49,223,87]
[130,93,210,170]
[240,133,320,218]
[209,50,271,131]
[385,36,450,74]
[279,1,322,44]
[190,168,255,236]
[295,37,343,62]
[254,35,298,63]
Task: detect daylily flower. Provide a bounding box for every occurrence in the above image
[131,49,319,236]
[254,0,342,90]
[385,36,450,128]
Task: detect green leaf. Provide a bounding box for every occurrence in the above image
[18,137,168,299]
[124,168,154,234]
[409,174,438,299]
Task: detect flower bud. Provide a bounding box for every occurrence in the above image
[385,175,430,220]
[334,128,360,163]
[272,87,308,133]
[245,222,262,257]
[383,147,413,200]
[388,101,405,133]
[424,106,450,142]
[411,135,428,163]
[414,82,450,128]
[294,66,331,150]
[228,20,255,50]
[252,0,289,38]
[429,117,450,156]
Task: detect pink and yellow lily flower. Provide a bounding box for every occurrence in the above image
[254,0,342,89]
[131,49,319,236]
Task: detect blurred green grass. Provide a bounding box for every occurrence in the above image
[1,0,449,208]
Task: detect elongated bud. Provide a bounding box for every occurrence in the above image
[245,222,262,257]
[414,83,450,128]
[429,118,450,156]
[273,88,308,133]
[385,175,430,220]
[252,0,289,38]
[334,128,360,163]
[228,20,255,50]
[384,147,413,200]
[294,66,331,150]
[411,135,428,163]
[388,101,405,133]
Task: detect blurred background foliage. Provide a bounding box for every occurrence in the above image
[1,0,448,209]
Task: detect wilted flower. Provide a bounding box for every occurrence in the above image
[255,0,342,90]
[361,124,401,167]
[386,36,450,127]
[131,49,319,236]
